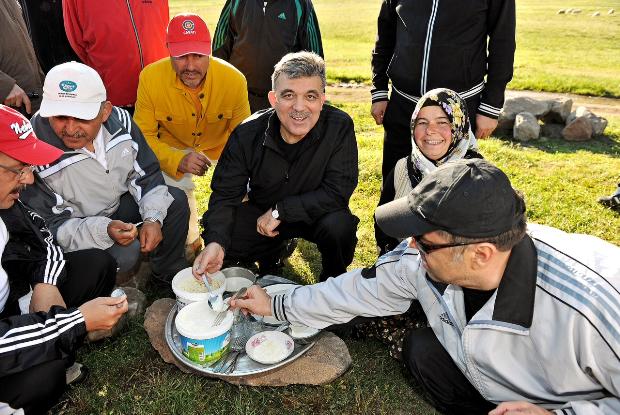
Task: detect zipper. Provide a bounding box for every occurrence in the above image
[420,0,439,94]
[125,0,145,69]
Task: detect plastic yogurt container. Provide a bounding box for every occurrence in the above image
[172,268,226,309]
[175,301,233,364]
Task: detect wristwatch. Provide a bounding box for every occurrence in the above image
[143,216,162,226]
[271,204,280,220]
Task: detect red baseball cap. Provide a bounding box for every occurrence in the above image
[166,13,212,57]
[0,105,63,165]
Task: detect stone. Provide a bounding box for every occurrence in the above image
[575,106,608,136]
[144,298,352,384]
[571,9,582,14]
[143,298,192,373]
[557,9,566,14]
[592,11,601,16]
[541,123,564,139]
[498,97,551,130]
[122,286,147,318]
[541,98,572,124]
[562,117,593,141]
[513,112,540,141]
[122,259,152,291]
[87,313,127,343]
[609,9,615,15]
[223,332,351,386]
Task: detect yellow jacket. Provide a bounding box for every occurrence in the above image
[134,56,250,178]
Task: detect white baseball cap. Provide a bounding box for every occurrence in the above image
[40,62,107,120]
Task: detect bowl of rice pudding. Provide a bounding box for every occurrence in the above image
[172,268,226,309]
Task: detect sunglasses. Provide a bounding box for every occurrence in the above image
[412,235,489,255]
[0,163,35,180]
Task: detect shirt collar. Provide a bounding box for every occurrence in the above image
[491,234,538,327]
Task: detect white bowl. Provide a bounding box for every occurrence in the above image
[245,331,295,365]
[171,268,226,309]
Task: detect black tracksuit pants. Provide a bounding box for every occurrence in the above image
[210,202,359,281]
[0,249,117,414]
[403,327,495,415]
[381,92,479,180]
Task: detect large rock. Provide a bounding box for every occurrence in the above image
[541,123,564,139]
[541,98,572,124]
[568,106,608,136]
[144,298,352,385]
[144,298,192,373]
[562,117,593,141]
[121,259,152,290]
[513,112,540,141]
[123,286,147,318]
[87,314,127,343]
[498,97,551,130]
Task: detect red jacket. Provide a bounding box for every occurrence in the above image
[63,0,169,106]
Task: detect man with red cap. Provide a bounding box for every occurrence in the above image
[0,105,128,414]
[134,13,250,254]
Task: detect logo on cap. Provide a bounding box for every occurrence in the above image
[182,19,196,34]
[59,81,78,92]
[10,120,33,140]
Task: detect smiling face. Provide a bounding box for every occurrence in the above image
[170,53,210,88]
[48,102,112,151]
[0,152,34,209]
[412,105,453,161]
[268,75,326,144]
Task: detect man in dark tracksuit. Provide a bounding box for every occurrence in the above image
[212,0,323,113]
[194,52,358,281]
[0,105,127,414]
[370,0,516,179]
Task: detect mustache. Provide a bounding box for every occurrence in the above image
[181,70,202,77]
[11,184,26,194]
[290,111,311,119]
[60,129,87,139]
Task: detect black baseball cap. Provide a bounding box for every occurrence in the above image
[375,159,525,239]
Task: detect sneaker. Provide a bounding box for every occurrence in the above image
[598,193,620,210]
[66,362,89,385]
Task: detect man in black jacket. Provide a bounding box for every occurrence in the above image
[193,52,358,281]
[212,0,323,113]
[370,0,516,179]
[0,105,127,414]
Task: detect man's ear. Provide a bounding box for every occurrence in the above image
[468,243,496,270]
[268,91,277,108]
[100,101,113,122]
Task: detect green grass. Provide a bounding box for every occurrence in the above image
[58,98,620,414]
[170,0,620,97]
[55,1,620,412]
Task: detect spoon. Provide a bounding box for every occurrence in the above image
[201,274,225,312]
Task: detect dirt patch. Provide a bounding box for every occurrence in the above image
[326,84,620,117]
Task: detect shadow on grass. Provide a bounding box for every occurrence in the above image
[493,133,620,157]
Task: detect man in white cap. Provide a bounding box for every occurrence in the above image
[21,62,190,284]
[134,12,250,254]
[232,159,620,415]
[0,105,128,414]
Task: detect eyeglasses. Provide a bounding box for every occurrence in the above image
[412,235,488,255]
[0,164,35,179]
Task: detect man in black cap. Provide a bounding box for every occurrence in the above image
[231,158,620,415]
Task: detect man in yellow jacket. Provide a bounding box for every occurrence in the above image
[134,13,250,253]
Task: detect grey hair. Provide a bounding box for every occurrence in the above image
[271,51,326,91]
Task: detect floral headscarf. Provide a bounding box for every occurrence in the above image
[409,88,475,177]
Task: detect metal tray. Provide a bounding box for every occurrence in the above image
[164,304,315,379]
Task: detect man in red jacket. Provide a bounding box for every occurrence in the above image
[63,0,169,113]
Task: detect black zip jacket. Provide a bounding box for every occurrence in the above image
[371,0,515,119]
[1,201,66,290]
[212,0,323,96]
[203,105,358,251]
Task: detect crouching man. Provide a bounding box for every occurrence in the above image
[22,62,190,283]
[0,105,127,414]
[232,159,620,414]
[194,52,359,280]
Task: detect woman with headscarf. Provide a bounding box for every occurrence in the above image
[375,88,482,256]
[359,88,482,361]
